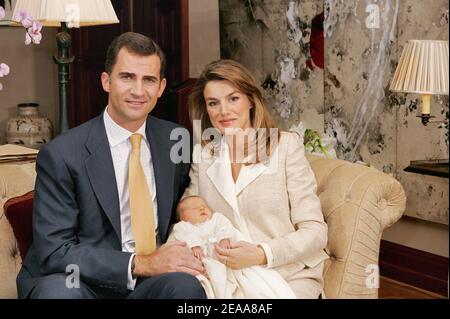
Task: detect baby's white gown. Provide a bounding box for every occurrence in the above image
[168,213,296,299]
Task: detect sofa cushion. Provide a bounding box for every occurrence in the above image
[4,191,34,260]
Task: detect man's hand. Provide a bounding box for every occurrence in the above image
[214,240,267,270]
[133,241,205,277]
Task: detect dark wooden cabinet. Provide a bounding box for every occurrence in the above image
[67,0,191,128]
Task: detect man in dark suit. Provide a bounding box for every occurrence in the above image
[16,32,206,299]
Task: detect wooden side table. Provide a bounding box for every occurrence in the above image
[404,159,449,178]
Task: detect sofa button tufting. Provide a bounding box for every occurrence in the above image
[378,198,387,210]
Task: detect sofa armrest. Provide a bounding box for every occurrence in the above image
[307,155,406,299]
[0,162,36,299]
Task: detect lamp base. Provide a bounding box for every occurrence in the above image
[53,22,75,134]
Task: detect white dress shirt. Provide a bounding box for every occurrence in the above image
[103,107,158,290]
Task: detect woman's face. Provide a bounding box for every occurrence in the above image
[203,80,252,135]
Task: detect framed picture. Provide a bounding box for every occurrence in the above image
[0,0,17,26]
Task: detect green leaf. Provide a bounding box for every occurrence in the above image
[303,128,329,156]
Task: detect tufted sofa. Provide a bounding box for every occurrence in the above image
[307,155,406,298]
[0,161,36,299]
[0,156,406,299]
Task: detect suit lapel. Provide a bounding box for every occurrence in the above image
[205,142,263,241]
[146,117,175,242]
[234,163,268,196]
[206,139,278,203]
[85,116,122,242]
[235,143,279,195]
[206,142,240,214]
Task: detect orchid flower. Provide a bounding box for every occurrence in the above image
[25,20,42,45]
[0,6,42,91]
[0,63,9,92]
[13,10,42,45]
[0,7,42,46]
[0,63,10,77]
[0,6,5,20]
[14,10,33,28]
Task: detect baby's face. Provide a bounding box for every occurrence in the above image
[179,197,212,224]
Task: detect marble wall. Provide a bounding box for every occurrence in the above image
[219,0,449,224]
[220,0,325,132]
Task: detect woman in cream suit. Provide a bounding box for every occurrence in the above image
[184,59,329,299]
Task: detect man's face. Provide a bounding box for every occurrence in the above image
[101,48,166,131]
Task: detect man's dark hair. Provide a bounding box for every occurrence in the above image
[105,32,166,79]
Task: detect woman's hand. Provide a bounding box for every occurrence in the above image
[214,241,267,269]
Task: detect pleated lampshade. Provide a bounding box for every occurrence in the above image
[390,40,449,95]
[12,0,119,27]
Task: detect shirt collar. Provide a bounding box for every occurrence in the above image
[103,106,147,147]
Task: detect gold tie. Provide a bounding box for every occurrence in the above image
[129,133,156,255]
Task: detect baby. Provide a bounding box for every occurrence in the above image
[173,196,234,261]
[168,196,296,299]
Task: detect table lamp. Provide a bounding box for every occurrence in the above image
[390,40,449,125]
[12,0,119,133]
[391,40,449,178]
